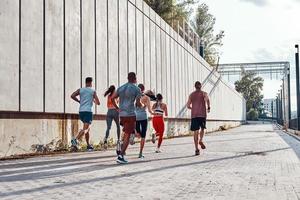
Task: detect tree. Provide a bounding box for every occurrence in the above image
[144,0,196,25]
[234,69,264,119]
[192,3,224,65]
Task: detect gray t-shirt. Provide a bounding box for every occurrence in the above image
[117,82,142,117]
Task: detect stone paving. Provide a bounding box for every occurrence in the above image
[1,122,300,200]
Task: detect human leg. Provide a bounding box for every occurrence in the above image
[194,130,200,152]
[112,110,121,140]
[191,117,201,155]
[199,118,206,149]
[139,120,148,157]
[105,111,114,141]
[117,116,136,164]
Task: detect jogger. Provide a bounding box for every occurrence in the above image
[135,84,153,158]
[111,72,142,164]
[186,81,210,156]
[70,77,100,151]
[152,94,168,153]
[104,85,121,146]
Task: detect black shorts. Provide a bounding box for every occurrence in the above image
[136,119,148,138]
[191,117,206,131]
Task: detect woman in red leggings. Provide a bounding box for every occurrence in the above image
[151,94,168,153]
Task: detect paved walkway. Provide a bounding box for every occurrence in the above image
[1,123,300,200]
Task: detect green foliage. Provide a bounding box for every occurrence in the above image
[144,1,223,66]
[247,108,259,121]
[192,3,224,65]
[235,69,264,114]
[144,0,197,25]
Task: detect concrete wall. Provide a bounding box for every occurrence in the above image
[0,0,246,157]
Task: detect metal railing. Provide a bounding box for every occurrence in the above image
[171,19,201,53]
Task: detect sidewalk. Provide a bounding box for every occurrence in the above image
[0,122,300,200]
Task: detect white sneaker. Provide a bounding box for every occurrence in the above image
[155,148,161,153]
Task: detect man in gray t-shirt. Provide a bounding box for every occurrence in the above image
[112,72,142,164]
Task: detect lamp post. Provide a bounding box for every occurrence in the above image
[295,45,300,130]
[287,65,291,128]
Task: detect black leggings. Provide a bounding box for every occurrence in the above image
[136,119,148,139]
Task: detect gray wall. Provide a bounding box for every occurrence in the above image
[0,0,246,157]
[0,0,245,120]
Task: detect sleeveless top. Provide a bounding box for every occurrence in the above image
[190,90,207,118]
[154,102,164,116]
[79,87,95,113]
[135,94,148,121]
[107,95,116,110]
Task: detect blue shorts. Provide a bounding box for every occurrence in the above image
[79,112,93,124]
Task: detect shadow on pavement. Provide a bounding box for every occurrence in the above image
[0,146,290,198]
[0,154,117,170]
[0,154,195,182]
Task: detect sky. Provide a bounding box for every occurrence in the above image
[197,0,300,110]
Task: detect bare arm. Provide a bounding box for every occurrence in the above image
[164,104,168,117]
[152,103,156,114]
[186,95,192,109]
[204,92,211,113]
[145,97,154,115]
[71,89,80,103]
[111,92,119,110]
[136,96,142,108]
[93,91,100,105]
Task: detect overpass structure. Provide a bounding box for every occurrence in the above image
[218,62,291,128]
[0,0,245,157]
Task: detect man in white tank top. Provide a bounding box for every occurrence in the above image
[70,77,100,151]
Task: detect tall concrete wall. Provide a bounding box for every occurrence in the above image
[0,0,246,157]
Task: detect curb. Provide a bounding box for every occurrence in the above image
[276,124,300,142]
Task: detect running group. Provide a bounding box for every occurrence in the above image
[70,72,210,164]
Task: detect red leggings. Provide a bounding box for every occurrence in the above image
[152,115,165,148]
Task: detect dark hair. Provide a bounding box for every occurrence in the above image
[156,93,163,101]
[138,83,145,92]
[104,85,115,97]
[195,81,201,89]
[128,72,136,82]
[85,77,93,84]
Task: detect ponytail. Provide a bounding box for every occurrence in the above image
[104,85,115,97]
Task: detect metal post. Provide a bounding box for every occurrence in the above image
[276,96,279,123]
[295,45,300,130]
[287,67,291,128]
[271,100,274,121]
[280,89,284,125]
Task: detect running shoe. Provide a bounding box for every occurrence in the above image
[155,148,161,153]
[87,145,94,152]
[199,141,206,149]
[151,133,156,144]
[103,138,108,144]
[129,133,135,145]
[116,155,128,164]
[195,149,200,156]
[103,138,108,150]
[138,153,144,159]
[71,138,78,146]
